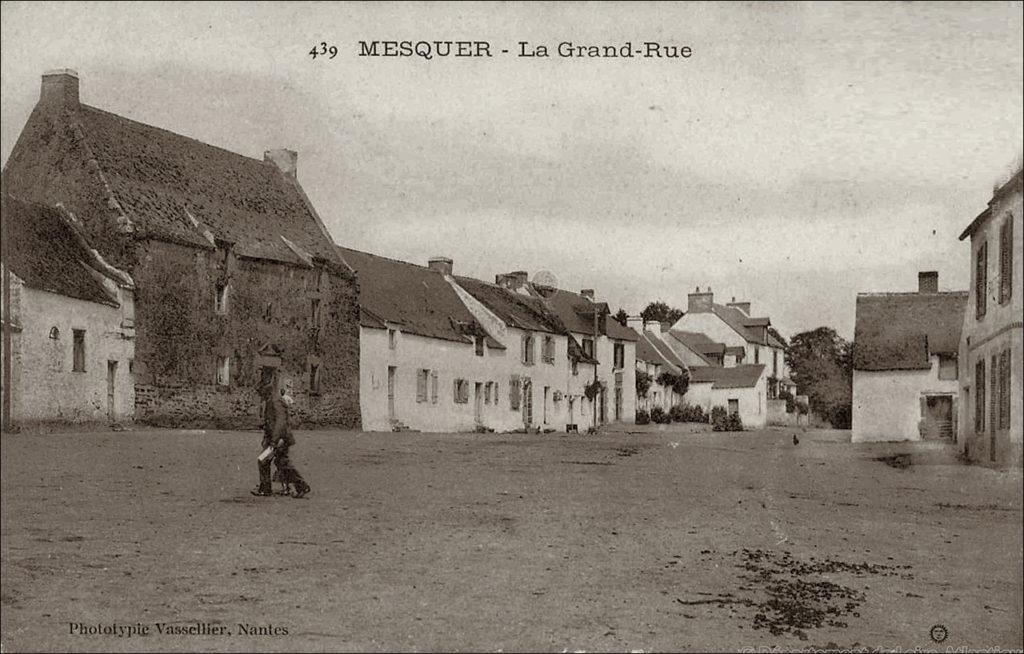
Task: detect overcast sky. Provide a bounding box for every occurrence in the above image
[2,1,1022,339]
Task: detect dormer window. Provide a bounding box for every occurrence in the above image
[475,335,485,357]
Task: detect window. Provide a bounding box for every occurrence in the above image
[990,355,998,435]
[728,398,739,416]
[937,355,958,381]
[215,283,229,314]
[976,241,987,319]
[975,359,986,433]
[999,349,1011,429]
[542,336,555,364]
[613,342,625,369]
[417,369,429,403]
[572,360,579,376]
[128,359,135,374]
[453,378,470,404]
[582,338,594,359]
[216,355,230,386]
[310,298,322,328]
[509,376,521,410]
[309,363,321,394]
[484,382,492,404]
[49,326,60,340]
[475,335,485,357]
[72,329,86,372]
[773,350,779,377]
[388,329,397,350]
[521,334,535,366]
[754,348,760,365]
[1000,218,1013,305]
[430,371,439,404]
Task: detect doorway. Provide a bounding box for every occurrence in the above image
[474,382,483,423]
[106,360,118,420]
[922,394,954,441]
[387,366,397,422]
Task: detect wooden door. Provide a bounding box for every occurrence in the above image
[106,360,117,419]
[387,366,397,422]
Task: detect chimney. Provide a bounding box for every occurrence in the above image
[264,149,298,179]
[687,285,714,313]
[644,320,661,332]
[918,271,938,294]
[496,271,527,290]
[40,69,80,109]
[727,300,751,315]
[627,316,644,332]
[580,289,595,301]
[428,256,453,276]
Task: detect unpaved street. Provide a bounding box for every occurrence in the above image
[1,426,1021,652]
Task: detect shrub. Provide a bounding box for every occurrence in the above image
[650,406,671,424]
[710,406,743,432]
[669,403,707,422]
[635,371,653,399]
[668,404,686,422]
[778,389,795,413]
[635,409,650,425]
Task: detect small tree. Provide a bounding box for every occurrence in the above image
[640,301,685,325]
[656,370,690,397]
[635,409,650,425]
[613,308,629,326]
[635,371,653,399]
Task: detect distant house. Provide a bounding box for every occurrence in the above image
[686,363,769,428]
[2,70,360,428]
[629,318,686,413]
[452,273,590,432]
[337,250,504,432]
[524,281,638,425]
[670,287,792,397]
[1,195,135,427]
[851,272,967,443]
[957,168,1022,466]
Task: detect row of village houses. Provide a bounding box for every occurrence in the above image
[0,70,797,436]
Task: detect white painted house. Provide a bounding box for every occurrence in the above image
[524,281,638,425]
[671,287,793,398]
[852,272,967,443]
[1,195,135,429]
[338,248,509,432]
[453,274,597,432]
[629,317,687,414]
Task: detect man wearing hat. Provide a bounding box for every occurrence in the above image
[252,377,311,498]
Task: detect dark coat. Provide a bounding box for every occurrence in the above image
[262,396,296,449]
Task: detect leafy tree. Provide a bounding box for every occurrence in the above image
[786,327,852,428]
[635,370,653,398]
[640,301,684,326]
[613,308,629,326]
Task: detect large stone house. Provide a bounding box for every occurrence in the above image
[957,168,1022,466]
[2,70,361,427]
[1,195,135,428]
[851,272,967,443]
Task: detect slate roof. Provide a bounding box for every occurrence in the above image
[670,330,726,355]
[454,277,565,335]
[5,101,343,269]
[853,291,968,371]
[636,332,681,373]
[645,331,688,370]
[1,194,117,306]
[338,247,500,347]
[712,304,787,349]
[688,364,766,389]
[538,287,639,342]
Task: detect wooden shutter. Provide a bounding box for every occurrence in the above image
[1000,350,1010,429]
[976,242,987,318]
[430,372,438,404]
[975,359,986,433]
[1000,219,1013,305]
[510,376,521,410]
[416,370,427,403]
[454,379,460,403]
[990,355,998,434]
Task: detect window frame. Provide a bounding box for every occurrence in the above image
[976,240,988,319]
[215,283,229,315]
[72,328,86,372]
[216,355,231,386]
[999,218,1013,306]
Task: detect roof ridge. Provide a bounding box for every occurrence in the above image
[338,246,435,272]
[79,104,270,167]
[857,291,969,297]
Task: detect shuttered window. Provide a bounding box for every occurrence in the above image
[452,379,469,404]
[990,355,998,435]
[1000,349,1011,430]
[976,241,987,319]
[1000,218,1013,305]
[974,359,986,433]
[417,369,429,403]
[72,329,86,372]
[430,371,439,404]
[509,376,521,410]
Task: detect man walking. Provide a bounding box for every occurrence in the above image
[252,378,311,498]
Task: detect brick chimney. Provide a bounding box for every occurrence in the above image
[644,320,661,332]
[580,289,595,301]
[264,149,298,179]
[40,69,79,110]
[687,286,714,313]
[727,298,751,315]
[428,256,453,276]
[918,271,938,294]
[627,316,644,332]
